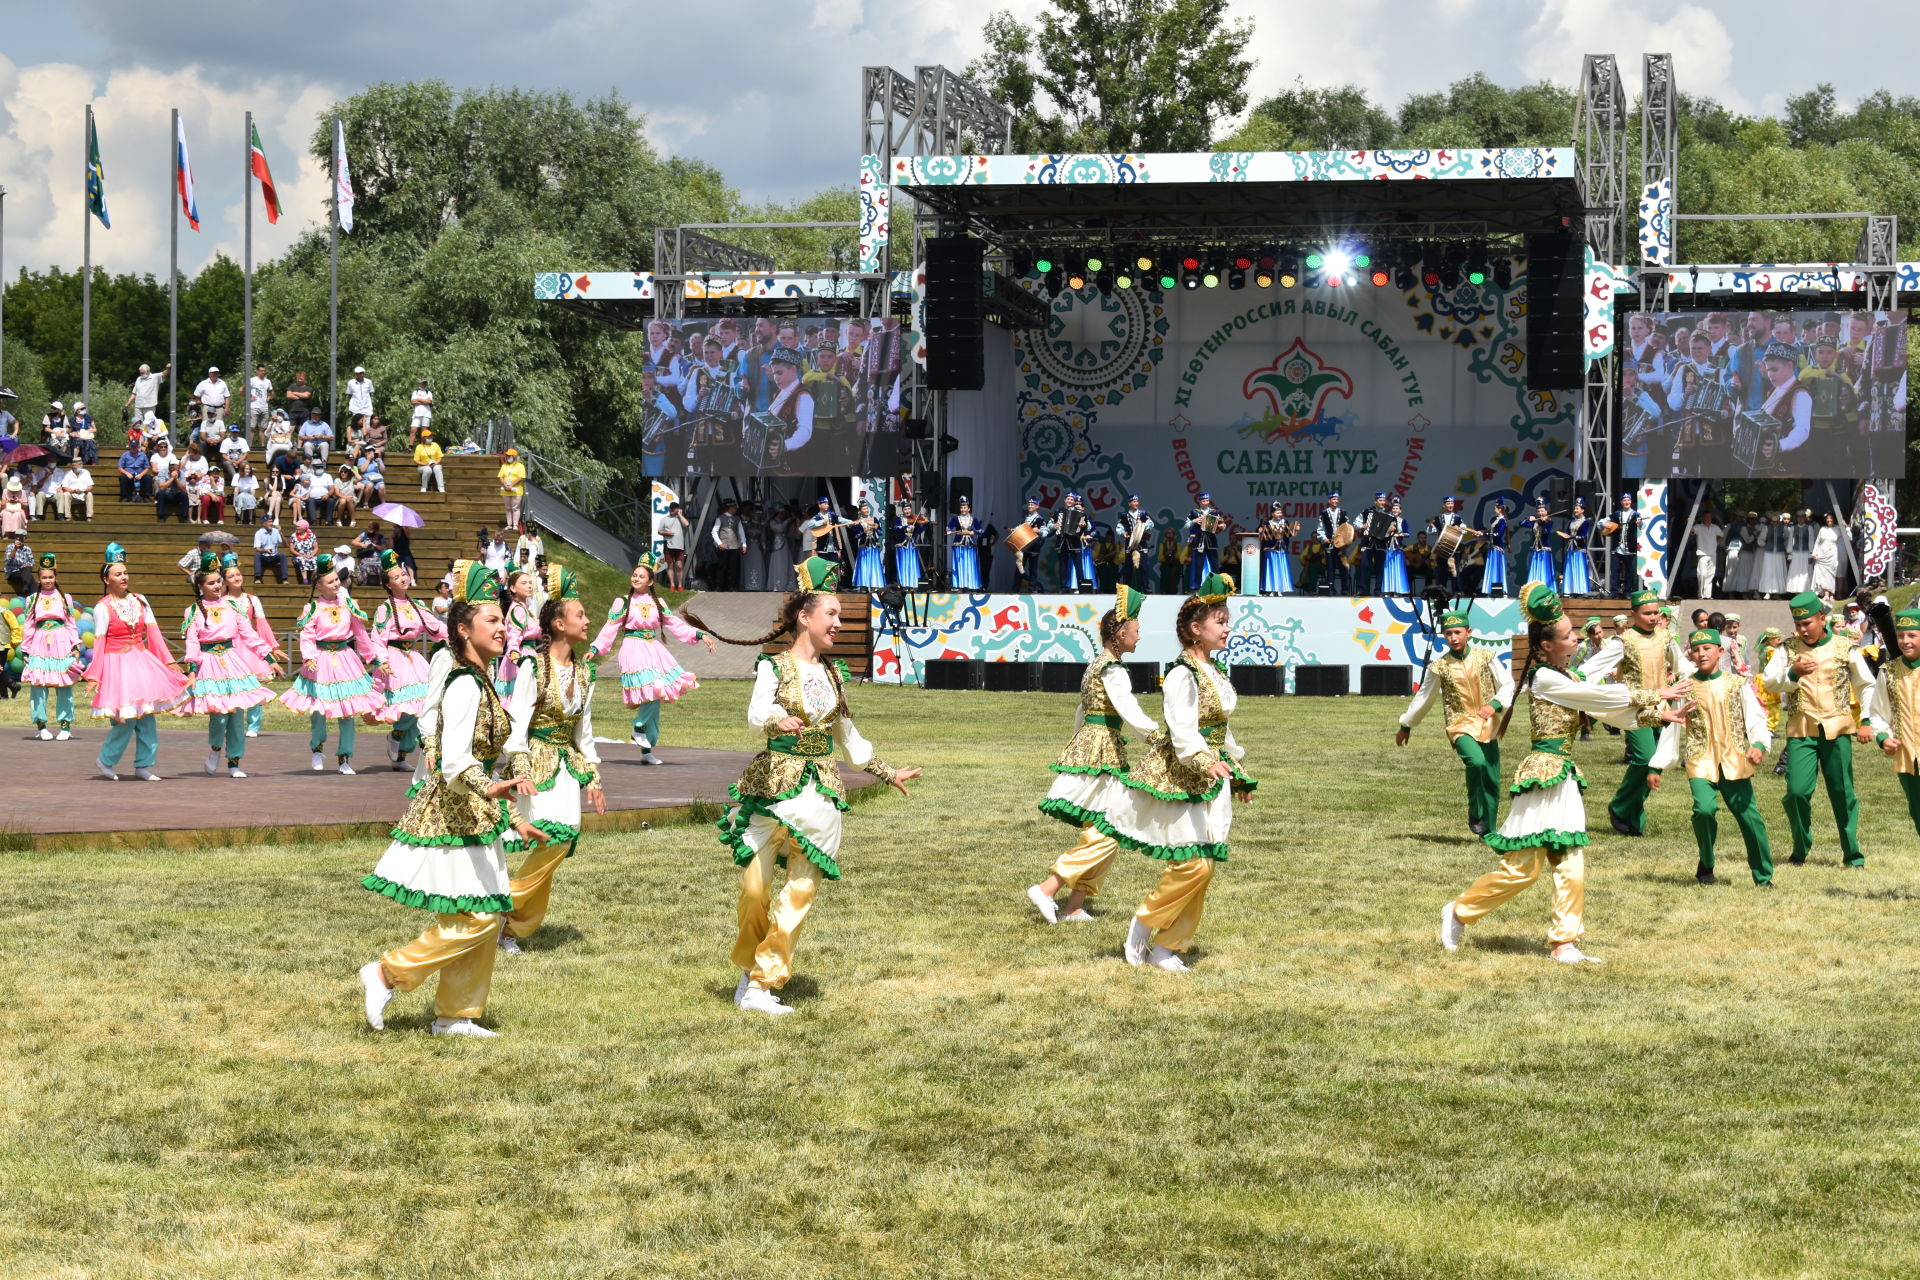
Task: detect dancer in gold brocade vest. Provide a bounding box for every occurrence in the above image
[1863,608,1920,838]
[1028,585,1160,924]
[1578,588,1688,838]
[1396,607,1515,836]
[1764,592,1873,867]
[1647,628,1775,886]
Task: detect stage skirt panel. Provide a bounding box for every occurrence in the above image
[1383,549,1410,595]
[949,546,982,591]
[1260,549,1294,595]
[894,546,923,588]
[852,546,886,590]
[1526,548,1557,592]
[1562,550,1593,595]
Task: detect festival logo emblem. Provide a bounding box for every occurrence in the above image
[1240,338,1354,442]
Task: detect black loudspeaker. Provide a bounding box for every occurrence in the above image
[901,417,933,441]
[1295,664,1350,697]
[1360,665,1412,697]
[1524,231,1584,391]
[1546,475,1574,514]
[1039,661,1085,693]
[924,658,980,691]
[925,236,985,391]
[948,475,975,511]
[1127,661,1160,694]
[982,661,1036,692]
[1230,665,1282,696]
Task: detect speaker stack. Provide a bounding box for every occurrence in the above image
[982,661,1036,692]
[1359,665,1412,697]
[1229,665,1283,697]
[1039,662,1085,694]
[924,236,985,391]
[1126,661,1161,694]
[1524,230,1585,392]
[923,658,980,691]
[1295,664,1350,697]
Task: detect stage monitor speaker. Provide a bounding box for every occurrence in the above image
[1126,661,1161,694]
[1230,665,1282,697]
[925,236,985,391]
[1360,665,1412,697]
[1295,664,1350,697]
[982,661,1036,692]
[1546,475,1574,514]
[1575,478,1603,515]
[948,476,975,511]
[1039,661,1085,694]
[923,658,980,691]
[1524,231,1584,391]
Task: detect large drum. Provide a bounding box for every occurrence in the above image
[1433,524,1470,564]
[1331,523,1355,550]
[1003,524,1041,554]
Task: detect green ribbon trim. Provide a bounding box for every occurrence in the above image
[291,672,377,700]
[1508,757,1584,795]
[732,760,849,811]
[186,674,267,697]
[1036,796,1230,863]
[504,819,581,858]
[359,873,514,915]
[717,785,844,880]
[1048,761,1132,780]
[1482,828,1591,854]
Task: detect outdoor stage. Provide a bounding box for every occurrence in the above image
[8,730,873,852]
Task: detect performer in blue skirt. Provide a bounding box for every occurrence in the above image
[1481,500,1511,597]
[1525,498,1557,592]
[947,497,983,590]
[891,501,925,588]
[1560,496,1595,595]
[850,501,887,591]
[1382,497,1412,596]
[1257,508,1295,596]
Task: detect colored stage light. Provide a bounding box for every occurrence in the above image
[1181,254,1201,271]
[1159,272,1178,290]
[1202,270,1221,288]
[1086,254,1105,273]
[1067,268,1088,290]
[1115,270,1134,289]
[1422,268,1440,286]
[1354,253,1372,269]
[1181,271,1200,289]
[1035,255,1054,274]
[1279,270,1297,288]
[1370,269,1389,287]
[1304,252,1325,269]
[1135,252,1155,272]
[1233,252,1254,270]
[1254,267,1274,288]
[1321,250,1351,278]
[1467,268,1486,285]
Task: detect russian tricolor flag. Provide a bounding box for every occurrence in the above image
[174,115,200,231]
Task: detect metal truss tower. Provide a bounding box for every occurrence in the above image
[1575,54,1628,492]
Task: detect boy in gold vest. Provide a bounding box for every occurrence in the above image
[1763,591,1873,866]
[1578,589,1688,837]
[1395,607,1514,835]
[1647,628,1774,885]
[1861,607,1920,838]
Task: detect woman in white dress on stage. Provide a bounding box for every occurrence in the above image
[1811,512,1843,597]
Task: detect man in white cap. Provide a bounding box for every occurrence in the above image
[246,363,273,447]
[124,361,170,422]
[346,366,376,435]
[193,366,230,434]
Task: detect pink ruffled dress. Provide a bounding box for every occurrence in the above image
[370,596,447,721]
[175,598,277,715]
[227,591,282,669]
[21,589,82,687]
[84,594,190,719]
[493,600,540,698]
[589,593,701,706]
[279,597,387,718]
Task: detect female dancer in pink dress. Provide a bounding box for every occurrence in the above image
[174,555,280,778]
[222,555,289,738]
[84,542,190,781]
[370,548,447,771]
[587,554,715,763]
[280,553,390,775]
[22,553,82,741]
[492,569,539,699]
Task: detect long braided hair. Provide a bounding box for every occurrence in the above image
[684,590,849,718]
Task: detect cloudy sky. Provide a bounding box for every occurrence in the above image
[2,0,1913,282]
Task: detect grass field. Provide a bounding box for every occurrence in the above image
[4,674,1920,1279]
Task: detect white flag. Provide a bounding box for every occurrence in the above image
[333,117,355,233]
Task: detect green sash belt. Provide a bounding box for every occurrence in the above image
[1203,723,1229,747]
[201,640,233,653]
[529,724,574,744]
[1530,736,1571,757]
[317,638,353,651]
[767,731,833,758]
[387,640,414,651]
[1083,713,1124,728]
[623,628,659,640]
[35,617,68,630]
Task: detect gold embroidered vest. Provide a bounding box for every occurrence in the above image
[1126,658,1234,800]
[737,652,848,801]
[509,652,598,792]
[1879,660,1920,776]
[1431,647,1498,744]
[1512,671,1588,789]
[399,669,513,842]
[1681,673,1755,783]
[1784,632,1857,739]
[1054,652,1131,774]
[1618,626,1675,692]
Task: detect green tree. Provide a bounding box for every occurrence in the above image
[1215,81,1396,152]
[970,0,1254,153]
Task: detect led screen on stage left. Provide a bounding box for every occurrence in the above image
[637,315,908,480]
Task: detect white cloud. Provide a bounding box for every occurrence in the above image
[1520,0,1746,111]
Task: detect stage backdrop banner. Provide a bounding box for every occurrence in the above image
[871,593,1519,690]
[1011,274,1577,551]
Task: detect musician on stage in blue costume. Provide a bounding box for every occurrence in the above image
[946,497,983,591]
[1012,497,1051,592]
[849,501,886,591]
[1481,500,1511,598]
[1525,498,1557,592]
[801,496,845,567]
[1257,506,1295,597]
[1605,492,1640,597]
[1057,492,1097,595]
[892,501,927,590]
[1357,491,1394,596]
[1317,491,1353,595]
[1115,494,1155,592]
[1559,496,1595,596]
[1185,492,1224,591]
[637,361,683,478]
[1429,496,1473,598]
[1381,498,1411,597]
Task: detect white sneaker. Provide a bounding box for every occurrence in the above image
[205,749,222,776]
[245,729,259,738]
[497,934,523,955]
[36,727,52,741]
[1551,943,1603,965]
[97,757,119,781]
[738,986,794,1017]
[1439,902,1465,952]
[134,768,163,782]
[1147,946,1191,972]
[311,751,325,771]
[387,736,401,763]
[56,728,71,741]
[1059,908,1096,923]
[641,749,663,765]
[734,972,752,1006]
[1027,884,1060,924]
[359,960,394,1030]
[338,762,356,776]
[1124,918,1152,967]
[430,1017,499,1038]
[228,767,248,779]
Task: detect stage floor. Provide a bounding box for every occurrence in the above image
[8,729,869,851]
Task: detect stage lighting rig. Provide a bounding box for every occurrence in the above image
[1465,245,1489,286]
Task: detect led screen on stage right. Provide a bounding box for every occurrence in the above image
[1620,309,1909,479]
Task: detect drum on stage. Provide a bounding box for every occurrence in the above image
[1331,524,1355,549]
[1004,524,1041,554]
[1433,524,1470,563]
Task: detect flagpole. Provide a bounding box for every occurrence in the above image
[169,106,179,432]
[82,107,93,408]
[243,109,253,434]
[329,114,340,430]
